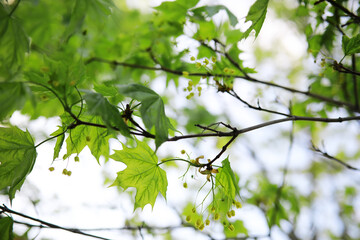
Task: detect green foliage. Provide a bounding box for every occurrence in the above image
[0,217,13,240]
[0,4,29,72]
[216,158,240,199]
[83,91,130,136]
[0,82,28,120]
[243,0,269,38]
[110,139,167,209]
[0,0,359,238]
[192,5,239,27]
[64,116,112,163]
[116,84,171,148]
[0,127,36,202]
[342,34,360,56]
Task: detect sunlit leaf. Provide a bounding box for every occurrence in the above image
[216,157,240,199]
[110,139,167,209]
[64,117,112,163]
[0,126,36,202]
[243,0,269,39]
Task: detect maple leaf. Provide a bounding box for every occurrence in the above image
[110,140,167,209]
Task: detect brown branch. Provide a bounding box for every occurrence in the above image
[208,134,238,166]
[229,90,292,117]
[0,205,111,240]
[85,57,358,112]
[311,143,360,171]
[325,0,360,23]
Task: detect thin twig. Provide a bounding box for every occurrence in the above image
[311,143,360,171]
[9,0,21,16]
[325,0,360,23]
[85,57,358,112]
[208,134,237,166]
[0,205,111,240]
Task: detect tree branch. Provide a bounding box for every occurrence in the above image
[0,205,111,240]
[311,143,360,171]
[85,57,359,112]
[325,0,360,23]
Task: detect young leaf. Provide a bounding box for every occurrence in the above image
[110,139,167,210]
[116,84,171,148]
[342,34,360,56]
[0,127,36,202]
[0,82,28,120]
[83,91,129,137]
[242,0,269,39]
[51,126,66,160]
[216,157,240,199]
[192,5,238,27]
[0,217,13,240]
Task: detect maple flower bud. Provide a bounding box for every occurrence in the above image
[235,201,242,209]
[182,71,189,77]
[199,223,205,230]
[49,167,55,172]
[228,224,235,231]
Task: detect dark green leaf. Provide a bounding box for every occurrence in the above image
[0,126,36,202]
[0,217,13,240]
[83,91,129,137]
[0,82,28,120]
[192,5,238,27]
[0,5,29,70]
[342,34,360,56]
[243,0,269,39]
[116,84,171,148]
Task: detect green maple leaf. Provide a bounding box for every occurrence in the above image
[64,116,112,163]
[0,126,36,202]
[243,0,269,39]
[110,139,168,210]
[216,157,240,199]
